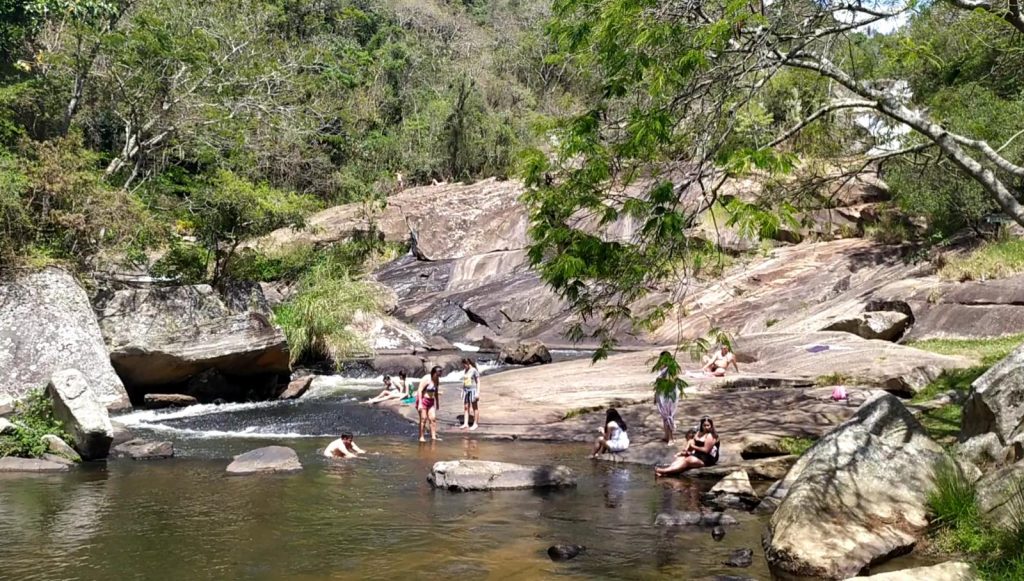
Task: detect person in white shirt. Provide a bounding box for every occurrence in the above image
[460,358,481,430]
[323,433,366,458]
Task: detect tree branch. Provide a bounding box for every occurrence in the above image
[767,99,877,148]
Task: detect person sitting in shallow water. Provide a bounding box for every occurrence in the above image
[323,433,366,459]
[367,375,404,404]
[591,408,630,457]
[655,416,719,476]
[701,345,739,376]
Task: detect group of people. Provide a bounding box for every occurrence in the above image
[364,358,483,443]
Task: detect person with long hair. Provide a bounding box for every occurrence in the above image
[460,357,481,430]
[654,350,681,444]
[417,366,443,442]
[367,375,404,404]
[655,415,720,476]
[592,408,630,457]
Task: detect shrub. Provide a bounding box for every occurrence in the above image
[0,389,73,459]
[778,436,816,456]
[938,238,1024,282]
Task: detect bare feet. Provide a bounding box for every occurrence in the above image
[432,436,442,441]
[419,437,427,443]
[469,424,478,431]
[460,423,469,429]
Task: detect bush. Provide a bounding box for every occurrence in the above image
[0,389,73,459]
[150,240,212,284]
[938,238,1024,282]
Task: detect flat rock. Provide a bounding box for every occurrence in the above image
[763,393,947,580]
[144,393,198,409]
[0,268,130,412]
[278,376,313,400]
[428,460,576,492]
[654,511,739,527]
[961,342,1024,444]
[0,456,70,473]
[226,446,302,475]
[93,284,289,394]
[847,561,977,580]
[46,369,114,460]
[41,453,76,466]
[41,434,81,463]
[112,439,174,460]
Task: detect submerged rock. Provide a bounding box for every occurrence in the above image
[547,544,585,561]
[428,460,575,492]
[41,434,81,463]
[144,393,198,409]
[0,456,70,473]
[763,393,947,580]
[712,526,726,541]
[0,268,130,412]
[961,343,1024,445]
[724,548,754,568]
[112,439,174,460]
[46,369,114,461]
[654,511,738,527]
[226,446,302,475]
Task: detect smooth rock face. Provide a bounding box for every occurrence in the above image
[499,340,552,366]
[226,446,302,475]
[46,369,114,460]
[41,434,82,462]
[654,511,739,527]
[93,284,289,394]
[0,268,130,412]
[846,561,977,581]
[278,376,313,400]
[763,393,947,580]
[0,456,70,473]
[427,460,576,491]
[961,342,1024,444]
[144,393,198,409]
[822,311,910,342]
[112,439,174,460]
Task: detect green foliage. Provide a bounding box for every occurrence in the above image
[909,336,1024,367]
[0,389,72,459]
[150,240,211,285]
[651,349,687,398]
[918,404,962,449]
[911,367,988,404]
[778,436,816,456]
[938,238,1024,283]
[274,252,383,366]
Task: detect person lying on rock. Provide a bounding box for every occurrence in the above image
[367,375,405,404]
[591,408,630,457]
[701,345,739,376]
[323,433,366,459]
[655,416,719,477]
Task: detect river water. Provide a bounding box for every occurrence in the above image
[0,380,773,581]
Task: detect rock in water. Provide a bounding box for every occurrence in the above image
[41,434,81,462]
[428,460,576,491]
[763,393,947,579]
[654,511,738,528]
[547,545,585,561]
[712,526,726,541]
[278,376,313,400]
[46,369,114,460]
[226,446,302,475]
[962,343,1024,444]
[499,340,552,366]
[724,548,754,568]
[143,393,198,409]
[0,456,70,473]
[0,268,130,412]
[112,439,174,460]
[846,561,976,580]
[703,470,759,510]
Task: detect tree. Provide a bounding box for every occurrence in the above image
[522,0,1024,355]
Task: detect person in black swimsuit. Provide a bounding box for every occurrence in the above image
[655,416,719,477]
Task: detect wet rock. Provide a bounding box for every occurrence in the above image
[961,343,1024,445]
[424,335,456,351]
[41,434,81,463]
[822,311,910,342]
[110,420,133,447]
[499,340,552,366]
[0,268,130,412]
[703,470,760,510]
[93,284,288,396]
[424,353,464,376]
[144,393,198,409]
[112,439,174,460]
[278,376,313,400]
[0,456,70,472]
[372,354,426,378]
[547,544,585,561]
[428,460,576,492]
[846,561,977,580]
[184,368,231,402]
[41,453,76,466]
[226,446,302,475]
[712,526,726,541]
[763,393,947,579]
[46,369,114,460]
[724,548,754,568]
[0,417,15,435]
[654,511,739,527]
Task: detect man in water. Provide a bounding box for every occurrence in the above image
[323,433,366,458]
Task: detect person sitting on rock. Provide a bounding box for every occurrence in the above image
[323,433,366,458]
[702,345,739,376]
[367,375,404,404]
[655,416,719,476]
[591,408,630,457]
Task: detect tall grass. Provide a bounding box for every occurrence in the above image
[273,254,382,366]
[938,238,1024,282]
[909,336,1024,367]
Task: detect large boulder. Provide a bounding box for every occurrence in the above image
[46,369,114,460]
[763,393,948,579]
[822,311,910,342]
[427,460,575,492]
[0,268,130,412]
[499,340,552,366]
[961,343,1024,445]
[976,462,1024,531]
[226,446,302,475]
[93,284,289,399]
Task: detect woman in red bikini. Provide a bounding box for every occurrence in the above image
[416,366,443,442]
